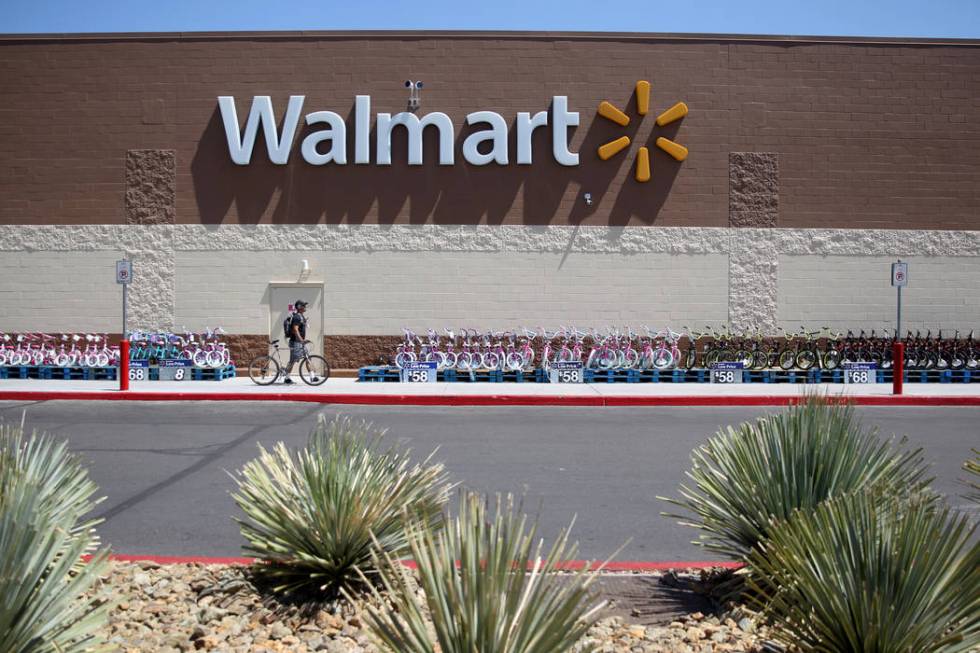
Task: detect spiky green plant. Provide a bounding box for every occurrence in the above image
[660,395,932,560]
[964,449,980,505]
[359,492,611,653]
[0,419,111,653]
[232,414,453,599]
[746,491,980,653]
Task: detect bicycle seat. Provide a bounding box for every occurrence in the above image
[270,339,279,346]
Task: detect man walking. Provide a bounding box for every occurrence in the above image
[283,300,308,385]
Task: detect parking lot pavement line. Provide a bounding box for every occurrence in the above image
[91,403,322,524]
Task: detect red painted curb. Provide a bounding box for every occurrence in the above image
[103,553,740,571]
[1,390,979,406]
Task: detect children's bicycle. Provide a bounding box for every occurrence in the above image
[247,339,330,386]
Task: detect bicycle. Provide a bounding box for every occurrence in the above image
[248,339,330,386]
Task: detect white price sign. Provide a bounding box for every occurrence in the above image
[400,361,437,383]
[116,260,133,285]
[550,361,583,383]
[128,359,148,381]
[710,362,744,384]
[843,362,877,384]
[158,359,192,381]
[158,367,188,381]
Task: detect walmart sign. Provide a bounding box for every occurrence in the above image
[218,95,580,167]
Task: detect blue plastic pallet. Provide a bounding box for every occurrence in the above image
[499,369,545,383]
[359,366,401,382]
[0,365,119,380]
[353,366,980,384]
[0,366,48,379]
[192,365,236,381]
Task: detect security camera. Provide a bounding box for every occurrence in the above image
[406,80,422,110]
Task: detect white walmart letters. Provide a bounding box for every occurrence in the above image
[217,95,580,167]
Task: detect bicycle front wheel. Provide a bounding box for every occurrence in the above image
[301,355,330,385]
[248,355,280,386]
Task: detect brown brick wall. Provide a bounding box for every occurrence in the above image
[0,33,978,230]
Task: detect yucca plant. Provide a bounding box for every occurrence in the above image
[660,395,932,560]
[746,490,980,653]
[0,419,111,653]
[232,414,453,599]
[964,449,980,505]
[359,492,611,653]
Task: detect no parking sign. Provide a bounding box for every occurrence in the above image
[116,260,132,284]
[891,262,908,287]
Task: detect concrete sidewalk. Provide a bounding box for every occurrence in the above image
[1,376,979,405]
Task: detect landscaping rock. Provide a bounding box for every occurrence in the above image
[84,561,779,652]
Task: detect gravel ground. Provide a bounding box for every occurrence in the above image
[86,561,777,653]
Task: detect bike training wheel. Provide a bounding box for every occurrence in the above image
[822,349,842,370]
[623,349,640,370]
[505,352,525,371]
[736,350,754,369]
[248,355,280,386]
[598,350,618,370]
[796,350,816,370]
[777,350,795,370]
[300,355,330,385]
[684,350,697,370]
[652,350,673,369]
[394,352,415,369]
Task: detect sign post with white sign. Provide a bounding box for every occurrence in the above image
[891,260,908,337]
[116,260,133,391]
[890,260,908,396]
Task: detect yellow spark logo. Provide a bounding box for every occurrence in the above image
[597,81,688,182]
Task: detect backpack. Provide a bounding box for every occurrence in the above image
[283,313,294,340]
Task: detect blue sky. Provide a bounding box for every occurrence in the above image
[2,0,978,38]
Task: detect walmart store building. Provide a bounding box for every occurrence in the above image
[1,31,978,366]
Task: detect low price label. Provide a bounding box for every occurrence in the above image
[159,359,193,367]
[710,362,744,384]
[158,360,191,381]
[400,361,437,383]
[158,367,189,381]
[843,362,877,384]
[550,361,583,384]
[127,359,148,381]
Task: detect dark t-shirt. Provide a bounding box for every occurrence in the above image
[289,312,307,343]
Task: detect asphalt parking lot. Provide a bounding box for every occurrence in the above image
[1,400,976,561]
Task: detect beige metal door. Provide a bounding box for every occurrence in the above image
[269,284,323,357]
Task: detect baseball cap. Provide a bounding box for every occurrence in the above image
[294,300,308,309]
